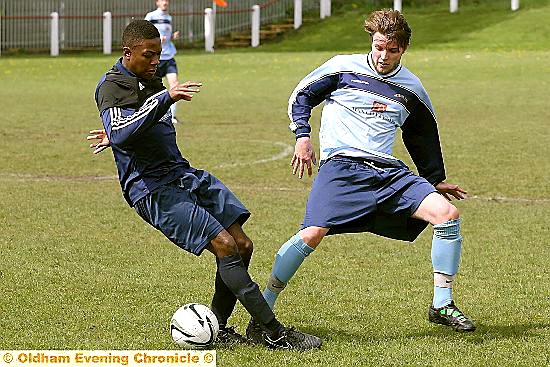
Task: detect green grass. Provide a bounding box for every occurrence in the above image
[259,0,550,52]
[0,1,549,366]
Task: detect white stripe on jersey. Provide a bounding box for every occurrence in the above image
[109,90,166,130]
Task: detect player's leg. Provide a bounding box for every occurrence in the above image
[246,227,324,344]
[206,231,284,337]
[413,192,460,307]
[184,168,254,334]
[261,157,373,313]
[249,157,376,342]
[262,226,327,311]
[210,222,254,343]
[412,192,475,331]
[188,168,321,348]
[207,230,322,349]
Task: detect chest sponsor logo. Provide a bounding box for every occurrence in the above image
[371,101,388,112]
[394,93,408,102]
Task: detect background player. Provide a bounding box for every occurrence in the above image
[145,0,181,124]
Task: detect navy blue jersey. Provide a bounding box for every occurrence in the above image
[94,58,190,206]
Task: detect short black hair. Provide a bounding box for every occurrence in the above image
[122,20,160,48]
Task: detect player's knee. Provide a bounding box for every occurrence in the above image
[434,203,460,224]
[448,204,460,220]
[210,234,238,258]
[299,227,328,248]
[236,237,253,259]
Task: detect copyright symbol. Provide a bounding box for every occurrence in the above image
[3,353,14,363]
[203,353,214,363]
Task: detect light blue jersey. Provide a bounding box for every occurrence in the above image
[145,8,176,60]
[288,53,445,185]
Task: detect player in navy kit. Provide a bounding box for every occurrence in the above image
[247,9,476,342]
[90,19,321,350]
[145,0,181,124]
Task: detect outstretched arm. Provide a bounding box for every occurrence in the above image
[100,81,201,148]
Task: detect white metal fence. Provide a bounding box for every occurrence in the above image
[0,0,321,53]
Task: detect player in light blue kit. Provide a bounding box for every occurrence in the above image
[247,9,476,341]
[145,0,181,124]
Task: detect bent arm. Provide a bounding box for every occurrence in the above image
[101,90,173,148]
[287,58,340,139]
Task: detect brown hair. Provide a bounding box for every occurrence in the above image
[364,9,412,50]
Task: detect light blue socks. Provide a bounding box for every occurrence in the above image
[431,219,462,308]
[263,234,315,310]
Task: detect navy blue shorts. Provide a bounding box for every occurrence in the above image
[134,168,250,256]
[302,157,437,242]
[156,58,178,78]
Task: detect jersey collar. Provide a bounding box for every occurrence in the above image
[115,58,137,78]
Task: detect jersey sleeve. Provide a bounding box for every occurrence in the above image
[287,57,341,139]
[401,98,446,186]
[97,81,173,148]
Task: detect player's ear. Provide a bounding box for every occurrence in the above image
[123,47,131,59]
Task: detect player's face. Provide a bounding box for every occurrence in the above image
[123,38,161,80]
[156,0,169,11]
[370,32,406,75]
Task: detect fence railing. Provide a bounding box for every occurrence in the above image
[0,0,322,54]
[392,0,520,12]
[0,0,522,55]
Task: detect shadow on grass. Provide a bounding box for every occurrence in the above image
[303,322,550,344]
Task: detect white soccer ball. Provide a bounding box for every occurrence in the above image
[170,303,219,348]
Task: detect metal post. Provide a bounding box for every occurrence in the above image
[50,12,59,56]
[204,8,214,52]
[450,0,458,13]
[294,0,302,29]
[103,12,112,55]
[251,5,260,47]
[511,0,519,11]
[394,0,402,12]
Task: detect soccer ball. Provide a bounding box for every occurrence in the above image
[170,303,219,348]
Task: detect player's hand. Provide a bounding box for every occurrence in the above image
[291,137,317,179]
[169,81,202,102]
[172,31,180,40]
[435,181,467,201]
[87,129,110,154]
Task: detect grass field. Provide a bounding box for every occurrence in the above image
[0,1,549,366]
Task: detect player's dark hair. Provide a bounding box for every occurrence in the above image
[122,20,160,48]
[364,9,411,50]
